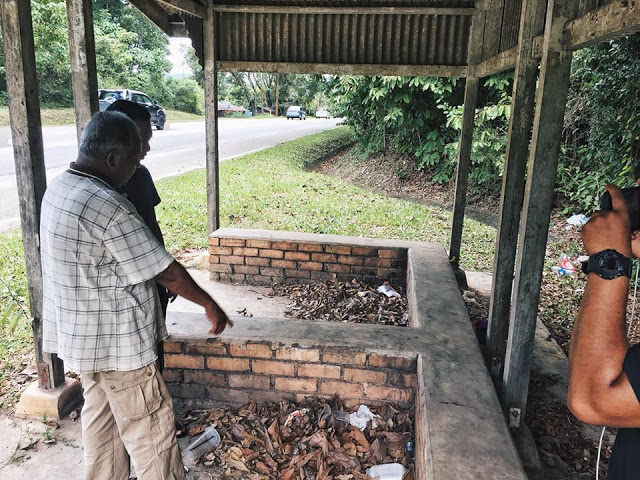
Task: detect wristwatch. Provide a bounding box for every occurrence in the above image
[581,249,632,279]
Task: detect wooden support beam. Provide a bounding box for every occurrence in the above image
[1,0,65,389]
[449,1,485,269]
[485,0,546,387]
[204,0,220,234]
[502,0,578,431]
[66,0,99,143]
[213,6,475,15]
[566,0,640,50]
[475,46,516,77]
[129,0,172,36]
[157,0,206,18]
[216,61,468,78]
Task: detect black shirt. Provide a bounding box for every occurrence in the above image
[122,165,164,245]
[607,345,640,479]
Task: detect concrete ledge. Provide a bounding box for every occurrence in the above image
[15,378,82,420]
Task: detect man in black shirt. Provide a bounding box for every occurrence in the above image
[568,184,640,478]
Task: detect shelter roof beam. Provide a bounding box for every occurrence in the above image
[212,5,474,15]
[157,0,207,19]
[565,0,640,49]
[129,0,172,35]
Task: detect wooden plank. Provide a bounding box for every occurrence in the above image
[156,0,206,18]
[502,0,579,431]
[485,0,546,387]
[566,0,640,50]
[204,0,220,234]
[129,0,171,35]
[216,61,468,77]
[213,6,475,15]
[1,0,65,389]
[66,0,99,143]
[475,46,516,77]
[481,0,505,59]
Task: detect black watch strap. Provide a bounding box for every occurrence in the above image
[581,249,632,279]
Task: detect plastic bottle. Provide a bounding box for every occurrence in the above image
[186,426,221,460]
[365,463,408,480]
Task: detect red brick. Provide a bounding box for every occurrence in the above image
[285,269,311,279]
[365,385,413,403]
[275,377,317,392]
[276,348,320,362]
[229,343,273,359]
[229,273,246,283]
[209,255,220,264]
[298,364,341,379]
[364,257,392,268]
[184,370,225,386]
[210,264,233,273]
[384,373,417,388]
[298,261,323,271]
[298,243,323,253]
[207,357,250,371]
[310,271,335,281]
[337,255,364,266]
[326,264,350,274]
[285,251,310,261]
[210,246,232,255]
[163,341,183,353]
[220,238,246,247]
[164,354,204,369]
[162,369,182,382]
[248,275,275,284]
[272,241,298,250]
[326,245,351,255]
[252,360,295,376]
[368,354,416,370]
[378,249,405,259]
[225,255,245,265]
[259,249,284,259]
[233,265,260,275]
[377,268,405,278]
[352,246,377,256]
[186,342,228,355]
[210,272,221,281]
[228,374,271,389]
[260,267,282,276]
[209,237,220,246]
[246,256,270,266]
[246,239,272,248]
[319,381,363,397]
[272,259,296,269]
[343,368,387,384]
[233,247,259,256]
[311,253,337,263]
[323,350,367,365]
[351,266,377,276]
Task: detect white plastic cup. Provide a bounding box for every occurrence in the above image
[186,426,221,460]
[366,463,408,480]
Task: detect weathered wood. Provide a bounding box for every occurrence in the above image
[213,6,474,15]
[156,0,206,18]
[485,0,546,387]
[216,61,468,77]
[481,0,505,59]
[566,0,640,50]
[129,0,172,35]
[204,0,220,234]
[502,0,579,431]
[449,1,485,268]
[475,46,516,77]
[66,0,99,143]
[1,0,65,389]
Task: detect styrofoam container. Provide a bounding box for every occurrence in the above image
[366,463,408,480]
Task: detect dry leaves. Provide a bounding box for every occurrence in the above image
[179,396,414,479]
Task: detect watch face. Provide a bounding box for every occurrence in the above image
[600,254,620,271]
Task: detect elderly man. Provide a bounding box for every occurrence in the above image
[40,111,231,480]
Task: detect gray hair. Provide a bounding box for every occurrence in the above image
[78,111,140,162]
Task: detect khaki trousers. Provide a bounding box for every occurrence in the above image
[81,363,186,480]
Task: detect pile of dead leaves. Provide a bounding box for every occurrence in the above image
[272,280,409,326]
[179,396,414,479]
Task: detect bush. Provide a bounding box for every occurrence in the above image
[160,77,205,115]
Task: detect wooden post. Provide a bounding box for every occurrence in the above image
[448,1,485,269]
[502,0,579,430]
[485,0,546,386]
[204,0,220,234]
[66,0,99,143]
[1,0,65,389]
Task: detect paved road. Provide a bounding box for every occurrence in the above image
[0,117,340,232]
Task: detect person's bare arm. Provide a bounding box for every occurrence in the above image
[568,185,640,427]
[156,261,232,335]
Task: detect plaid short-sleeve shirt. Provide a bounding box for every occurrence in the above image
[40,170,175,374]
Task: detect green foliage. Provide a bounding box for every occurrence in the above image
[161,77,204,115]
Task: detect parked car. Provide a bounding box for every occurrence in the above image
[286,106,306,120]
[98,89,167,130]
[315,109,331,119]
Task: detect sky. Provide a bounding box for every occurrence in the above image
[168,37,194,77]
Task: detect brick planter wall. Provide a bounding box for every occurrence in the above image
[162,339,416,409]
[209,228,408,287]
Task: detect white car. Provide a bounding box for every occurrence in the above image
[315,109,331,119]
